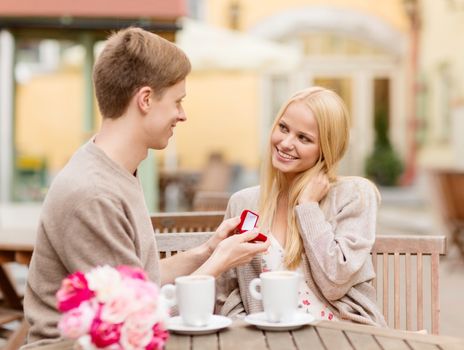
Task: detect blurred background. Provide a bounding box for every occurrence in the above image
[0,0,464,338]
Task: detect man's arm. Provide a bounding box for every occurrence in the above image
[159,218,269,284]
[159,242,212,284]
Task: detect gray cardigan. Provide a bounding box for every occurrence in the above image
[216,176,387,327]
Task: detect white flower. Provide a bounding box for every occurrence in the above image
[76,335,98,350]
[85,265,122,303]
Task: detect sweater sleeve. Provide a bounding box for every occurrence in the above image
[54,195,145,274]
[295,178,379,300]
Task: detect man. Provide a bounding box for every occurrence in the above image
[23,27,269,347]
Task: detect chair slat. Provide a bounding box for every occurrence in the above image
[394,252,400,329]
[431,253,440,334]
[383,253,388,323]
[372,252,377,291]
[405,253,412,331]
[417,252,423,331]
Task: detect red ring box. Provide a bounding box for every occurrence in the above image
[236,209,267,242]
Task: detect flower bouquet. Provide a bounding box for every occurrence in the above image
[56,265,169,350]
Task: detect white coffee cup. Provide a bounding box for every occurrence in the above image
[161,275,215,327]
[249,271,300,323]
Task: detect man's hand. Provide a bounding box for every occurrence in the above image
[194,229,270,277]
[204,216,240,254]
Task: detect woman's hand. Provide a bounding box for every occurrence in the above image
[204,216,241,254]
[298,171,330,204]
[195,230,270,277]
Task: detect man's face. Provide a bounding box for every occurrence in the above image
[145,80,187,150]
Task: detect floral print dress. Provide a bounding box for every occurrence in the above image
[261,234,338,321]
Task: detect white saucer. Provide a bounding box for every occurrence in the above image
[244,312,315,331]
[166,315,232,335]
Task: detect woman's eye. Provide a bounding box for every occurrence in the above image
[279,123,288,132]
[299,135,310,143]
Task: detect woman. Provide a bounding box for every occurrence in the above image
[216,87,386,326]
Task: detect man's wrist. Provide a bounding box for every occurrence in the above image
[189,242,212,265]
[194,253,223,278]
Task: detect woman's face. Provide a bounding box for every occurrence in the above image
[270,101,321,180]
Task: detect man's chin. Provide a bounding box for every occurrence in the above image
[151,140,169,150]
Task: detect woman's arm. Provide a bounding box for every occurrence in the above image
[296,177,379,300]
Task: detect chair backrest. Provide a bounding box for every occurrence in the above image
[154,230,446,334]
[371,235,446,334]
[150,211,224,233]
[155,232,213,257]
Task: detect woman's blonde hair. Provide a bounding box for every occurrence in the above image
[258,86,350,269]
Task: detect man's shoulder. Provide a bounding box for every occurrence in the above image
[42,154,122,219]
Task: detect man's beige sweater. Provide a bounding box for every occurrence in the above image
[216,176,387,327]
[23,141,160,348]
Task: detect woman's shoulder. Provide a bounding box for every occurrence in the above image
[226,186,261,217]
[229,185,260,203]
[331,176,380,203]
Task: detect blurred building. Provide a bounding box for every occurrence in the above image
[418,0,464,170]
[0,0,186,219]
[169,0,410,182]
[1,0,463,215]
[173,0,464,183]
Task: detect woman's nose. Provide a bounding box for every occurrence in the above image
[280,135,294,150]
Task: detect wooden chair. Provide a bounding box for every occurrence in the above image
[0,254,31,348]
[429,169,464,259]
[371,235,446,334]
[155,232,212,257]
[155,231,446,334]
[151,211,224,233]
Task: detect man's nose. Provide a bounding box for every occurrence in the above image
[178,108,187,122]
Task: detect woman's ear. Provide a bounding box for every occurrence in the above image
[136,86,152,113]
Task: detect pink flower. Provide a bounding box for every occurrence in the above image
[117,266,148,281]
[57,265,168,349]
[90,312,122,348]
[145,323,169,350]
[58,300,97,339]
[100,290,135,324]
[125,279,159,314]
[56,272,94,312]
[120,322,153,350]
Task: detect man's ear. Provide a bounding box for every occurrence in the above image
[136,86,153,113]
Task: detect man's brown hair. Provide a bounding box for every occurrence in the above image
[93,27,191,119]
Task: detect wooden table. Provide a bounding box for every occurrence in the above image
[27,319,464,350]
